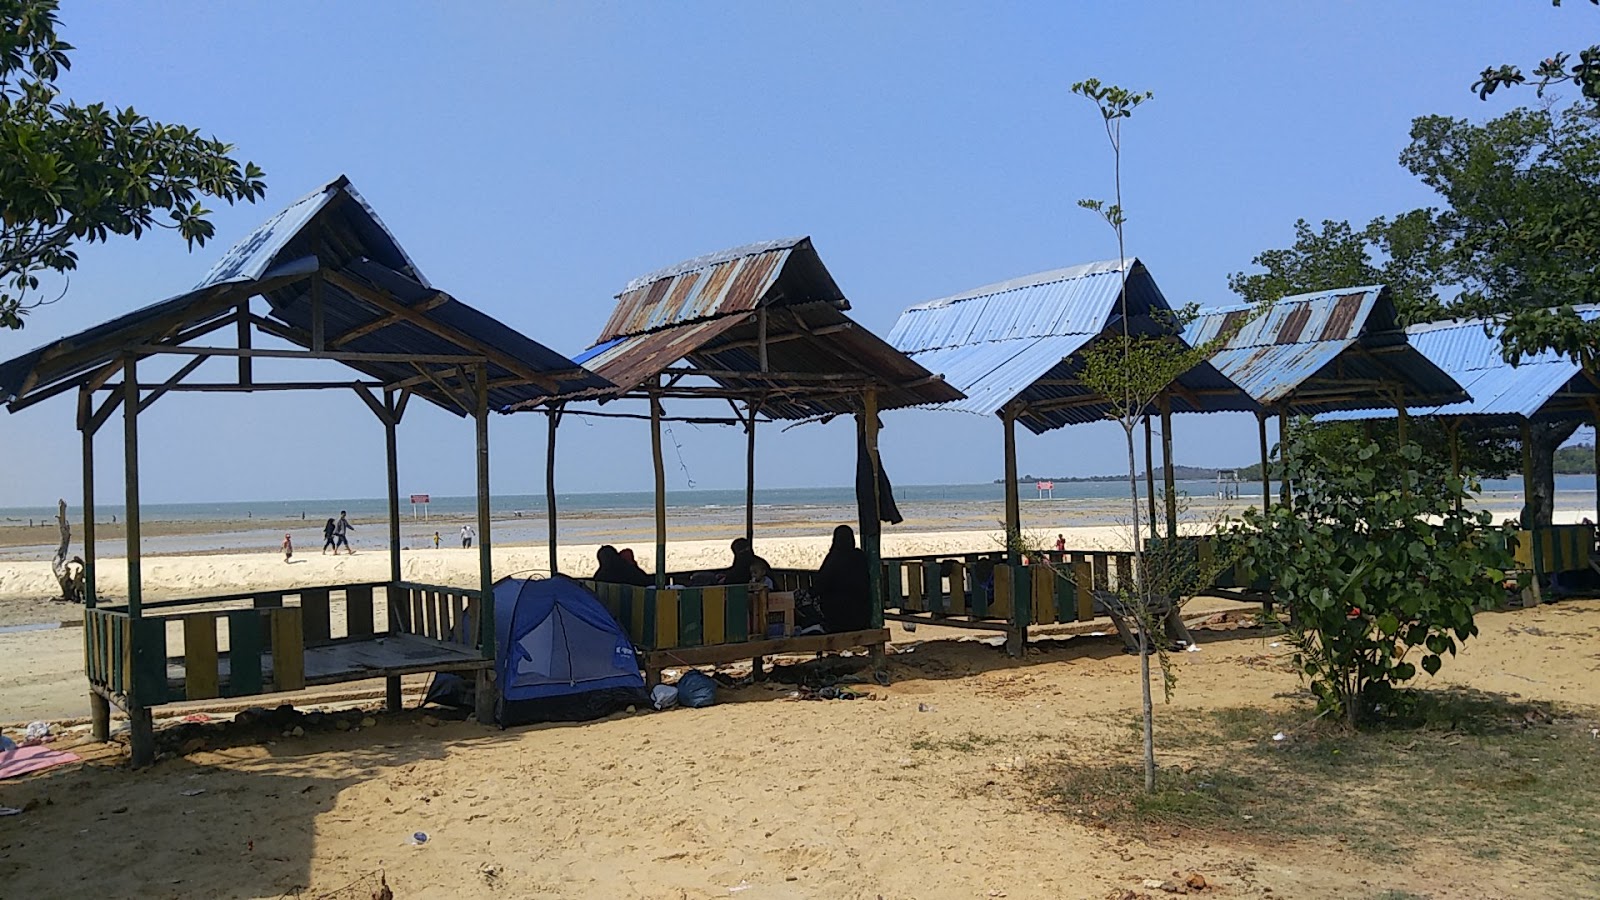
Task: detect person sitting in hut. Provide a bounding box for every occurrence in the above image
[616,548,653,586]
[813,525,872,633]
[724,537,770,586]
[594,545,652,586]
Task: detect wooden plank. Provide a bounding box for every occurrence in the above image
[183,615,221,700]
[347,585,375,637]
[1115,555,1134,594]
[412,589,427,637]
[425,590,440,640]
[1054,564,1074,624]
[725,584,750,643]
[272,609,306,692]
[1093,553,1111,591]
[924,560,944,614]
[967,555,988,617]
[678,588,704,648]
[1032,564,1053,625]
[301,588,332,644]
[227,610,265,696]
[904,563,925,613]
[1011,564,1032,629]
[883,561,903,611]
[654,589,679,650]
[463,596,483,653]
[1074,559,1095,621]
[992,563,1013,619]
[119,616,132,695]
[702,586,726,644]
[630,586,647,646]
[948,561,967,615]
[131,616,168,707]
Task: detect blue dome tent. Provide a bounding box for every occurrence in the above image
[428,576,646,725]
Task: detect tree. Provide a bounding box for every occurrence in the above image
[1071,79,1235,794]
[0,0,266,328]
[1233,424,1514,728]
[1473,0,1600,107]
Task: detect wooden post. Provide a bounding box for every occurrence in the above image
[384,393,402,586]
[79,389,96,608]
[1588,401,1600,526]
[310,272,326,351]
[1002,406,1020,563]
[1143,413,1158,539]
[650,386,667,589]
[1257,410,1271,515]
[122,357,141,618]
[473,364,496,724]
[1160,394,1177,541]
[861,388,884,629]
[236,302,252,386]
[745,401,758,545]
[546,405,560,575]
[1521,419,1535,524]
[1395,391,1409,446]
[1278,409,1291,508]
[1448,419,1463,514]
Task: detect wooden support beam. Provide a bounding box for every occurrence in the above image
[321,269,559,391]
[136,345,487,365]
[1521,419,1535,523]
[650,385,667,589]
[122,357,142,618]
[1143,413,1158,539]
[473,364,497,724]
[1448,418,1463,514]
[310,273,326,352]
[1279,410,1292,508]
[1160,394,1177,540]
[80,389,96,607]
[237,303,252,386]
[137,354,209,413]
[354,385,393,426]
[410,364,475,415]
[331,292,449,347]
[745,400,760,543]
[88,391,123,436]
[546,405,561,575]
[1258,410,1272,516]
[1003,406,1020,563]
[385,391,403,587]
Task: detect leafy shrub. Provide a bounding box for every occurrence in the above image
[1232,425,1514,727]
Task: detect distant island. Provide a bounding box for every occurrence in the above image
[997,465,1233,484]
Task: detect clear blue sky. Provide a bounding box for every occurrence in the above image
[0,2,1588,506]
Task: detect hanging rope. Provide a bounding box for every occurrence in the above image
[664,420,696,488]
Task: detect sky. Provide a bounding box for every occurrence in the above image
[0,1,1590,507]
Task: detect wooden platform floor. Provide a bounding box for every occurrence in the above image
[164,633,490,693]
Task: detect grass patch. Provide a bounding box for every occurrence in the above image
[1039,689,1600,874]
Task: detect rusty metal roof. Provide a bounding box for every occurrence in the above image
[887,259,1258,433]
[545,237,962,418]
[1184,286,1468,414]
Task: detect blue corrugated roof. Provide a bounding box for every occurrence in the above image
[1322,308,1600,422]
[1184,286,1467,413]
[888,259,1257,432]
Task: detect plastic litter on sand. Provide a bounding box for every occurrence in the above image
[408,832,429,846]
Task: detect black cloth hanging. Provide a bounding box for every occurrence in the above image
[855,413,903,537]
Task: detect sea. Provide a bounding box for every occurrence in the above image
[0,476,1592,560]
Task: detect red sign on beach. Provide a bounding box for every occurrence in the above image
[1037,481,1054,491]
[410,494,430,504]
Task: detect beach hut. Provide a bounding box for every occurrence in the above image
[512,237,962,683]
[1319,308,1600,597]
[1183,285,1468,511]
[883,259,1259,649]
[0,176,607,764]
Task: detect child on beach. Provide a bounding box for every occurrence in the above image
[434,531,441,549]
[282,533,293,563]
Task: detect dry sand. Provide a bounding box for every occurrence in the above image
[0,600,1596,898]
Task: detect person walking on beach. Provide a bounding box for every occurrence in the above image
[1054,533,1066,552]
[461,523,474,549]
[433,531,441,550]
[283,532,293,563]
[333,511,355,554]
[322,518,337,555]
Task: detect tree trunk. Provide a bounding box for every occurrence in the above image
[51,498,83,604]
[1521,421,1580,527]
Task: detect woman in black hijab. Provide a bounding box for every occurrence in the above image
[814,524,871,633]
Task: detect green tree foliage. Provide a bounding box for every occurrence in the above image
[1227,216,1445,324]
[0,0,266,328]
[1232,426,1514,728]
[1473,0,1600,107]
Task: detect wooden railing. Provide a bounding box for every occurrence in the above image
[85,580,488,706]
[582,579,762,650]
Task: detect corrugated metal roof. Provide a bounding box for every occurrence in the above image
[549,237,962,418]
[887,259,1258,433]
[1184,286,1467,414]
[1322,307,1600,422]
[0,176,608,415]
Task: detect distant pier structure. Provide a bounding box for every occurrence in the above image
[1215,469,1241,500]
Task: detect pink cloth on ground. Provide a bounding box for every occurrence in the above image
[0,744,79,779]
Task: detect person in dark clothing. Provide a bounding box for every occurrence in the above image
[594,545,652,586]
[321,518,336,555]
[814,524,872,633]
[724,537,770,585]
